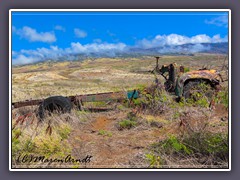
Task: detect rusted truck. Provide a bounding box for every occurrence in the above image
[12,57,222,119]
[153,56,222,100]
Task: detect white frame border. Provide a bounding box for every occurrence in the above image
[9,9,231,172]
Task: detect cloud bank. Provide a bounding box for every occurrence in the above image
[12,33,228,65]
[136,34,227,49]
[13,26,56,43]
[12,42,127,65]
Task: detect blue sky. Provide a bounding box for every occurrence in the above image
[11,11,229,65]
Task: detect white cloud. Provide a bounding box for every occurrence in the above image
[12,42,127,65]
[190,34,211,44]
[12,54,41,65]
[13,26,56,43]
[54,25,66,32]
[74,28,87,38]
[137,33,227,49]
[68,42,126,54]
[205,15,228,27]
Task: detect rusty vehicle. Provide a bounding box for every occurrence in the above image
[12,56,222,119]
[152,57,222,100]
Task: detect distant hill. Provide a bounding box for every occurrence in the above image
[72,42,228,58]
[12,42,228,66]
[126,42,228,56]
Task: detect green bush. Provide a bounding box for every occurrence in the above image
[118,120,137,129]
[57,124,71,140]
[98,130,112,137]
[160,135,193,155]
[185,82,213,108]
[145,153,162,168]
[12,128,21,157]
[12,123,73,167]
[216,89,229,109]
[184,67,190,72]
[149,132,228,167]
[136,84,148,92]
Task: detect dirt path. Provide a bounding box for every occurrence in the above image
[68,111,171,168]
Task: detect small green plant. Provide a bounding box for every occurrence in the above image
[57,124,71,140]
[145,153,162,168]
[98,130,112,137]
[136,84,148,92]
[12,128,21,157]
[118,120,137,129]
[132,98,142,106]
[195,96,209,108]
[185,82,213,108]
[215,88,229,109]
[161,135,193,155]
[117,104,127,111]
[184,67,190,72]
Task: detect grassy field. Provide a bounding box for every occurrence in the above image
[11,54,229,169]
[12,54,227,102]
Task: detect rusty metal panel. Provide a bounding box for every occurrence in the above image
[179,69,221,84]
[12,99,43,108]
[73,91,127,102]
[12,90,139,109]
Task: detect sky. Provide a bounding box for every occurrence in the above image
[11,11,229,65]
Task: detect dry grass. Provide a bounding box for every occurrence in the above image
[11,54,229,168]
[12,54,227,102]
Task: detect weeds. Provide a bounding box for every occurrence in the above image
[145,153,162,168]
[133,84,173,115]
[118,120,137,130]
[98,130,112,137]
[147,112,229,168]
[11,108,79,168]
[215,87,229,109]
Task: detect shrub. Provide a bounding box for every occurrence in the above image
[185,82,214,108]
[136,85,173,115]
[149,132,228,168]
[118,120,137,130]
[12,128,21,157]
[57,124,71,140]
[184,67,190,72]
[159,135,193,155]
[12,117,73,168]
[145,153,162,168]
[98,130,112,137]
[215,88,229,109]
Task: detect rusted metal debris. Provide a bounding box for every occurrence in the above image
[12,90,139,109]
[12,99,43,109]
